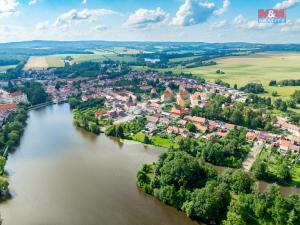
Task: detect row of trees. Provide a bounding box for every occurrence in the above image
[0,106,28,199]
[0,106,28,153]
[269,79,300,87]
[105,117,147,138]
[240,83,265,94]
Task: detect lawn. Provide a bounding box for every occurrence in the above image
[258,146,300,186]
[291,163,300,185]
[133,52,300,98]
[132,132,178,148]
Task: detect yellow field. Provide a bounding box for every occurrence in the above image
[24,56,49,70]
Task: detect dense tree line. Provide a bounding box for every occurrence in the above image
[105,117,147,138]
[54,61,130,79]
[137,146,300,224]
[269,79,300,87]
[202,128,250,167]
[0,59,20,66]
[240,83,265,94]
[21,81,48,105]
[0,106,28,199]
[215,79,230,88]
[0,106,28,153]
[69,97,105,111]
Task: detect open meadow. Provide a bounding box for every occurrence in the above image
[43,49,137,67]
[134,52,300,98]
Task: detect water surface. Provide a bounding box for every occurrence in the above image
[0,104,198,225]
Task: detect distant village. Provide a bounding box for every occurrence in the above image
[1,66,300,159]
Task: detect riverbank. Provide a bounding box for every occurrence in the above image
[70,101,300,187]
[0,105,28,200]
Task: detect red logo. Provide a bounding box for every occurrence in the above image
[258,9,286,23]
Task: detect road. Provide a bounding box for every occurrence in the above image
[243,141,265,171]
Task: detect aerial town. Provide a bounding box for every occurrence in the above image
[1,66,299,163]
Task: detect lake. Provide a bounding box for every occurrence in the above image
[0,104,198,225]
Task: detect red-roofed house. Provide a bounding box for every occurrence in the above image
[170,105,189,117]
[0,102,17,111]
[280,139,290,151]
[161,92,175,103]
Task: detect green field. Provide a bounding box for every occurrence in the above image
[42,50,137,67]
[133,52,300,98]
[0,65,17,72]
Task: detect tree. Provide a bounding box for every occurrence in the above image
[186,122,197,133]
[276,161,291,183]
[115,125,125,138]
[269,80,277,86]
[272,91,278,97]
[240,83,265,94]
[0,157,6,176]
[159,150,211,190]
[251,160,268,179]
[143,135,152,144]
[291,90,300,104]
[223,212,247,225]
[230,170,254,194]
[182,182,230,224]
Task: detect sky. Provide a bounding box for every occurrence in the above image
[0,0,300,43]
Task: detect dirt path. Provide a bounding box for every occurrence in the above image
[243,141,264,171]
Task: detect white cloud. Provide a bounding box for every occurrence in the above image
[36,21,50,30]
[53,8,116,29]
[171,0,216,26]
[232,14,273,30]
[123,7,168,29]
[213,0,230,16]
[274,0,300,9]
[210,19,227,29]
[28,0,37,6]
[280,18,300,32]
[0,0,19,16]
[82,0,87,4]
[94,25,108,31]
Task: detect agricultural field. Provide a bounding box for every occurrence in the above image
[39,50,137,67]
[133,52,300,98]
[0,65,17,72]
[187,52,300,98]
[24,56,50,70]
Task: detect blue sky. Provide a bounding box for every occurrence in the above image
[0,0,300,43]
